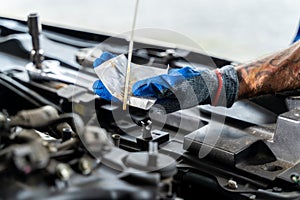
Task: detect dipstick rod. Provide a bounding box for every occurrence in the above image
[123,0,139,110]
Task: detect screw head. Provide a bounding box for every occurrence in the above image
[56,163,71,181]
[227,179,238,190]
[79,158,92,175]
[290,173,300,184]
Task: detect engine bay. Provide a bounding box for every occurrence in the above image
[0,14,300,200]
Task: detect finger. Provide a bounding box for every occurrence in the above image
[132,75,171,98]
[92,80,113,101]
[169,66,202,78]
[93,52,116,68]
[132,71,189,98]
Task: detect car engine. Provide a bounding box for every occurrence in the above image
[0,14,300,200]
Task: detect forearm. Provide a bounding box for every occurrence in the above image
[236,40,300,99]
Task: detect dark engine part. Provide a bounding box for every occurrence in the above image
[0,106,174,200]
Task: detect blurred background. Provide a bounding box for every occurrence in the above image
[0,0,299,62]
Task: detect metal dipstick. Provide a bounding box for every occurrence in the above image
[123,0,140,110]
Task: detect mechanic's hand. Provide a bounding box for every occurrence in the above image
[132,65,239,113]
[92,52,120,102]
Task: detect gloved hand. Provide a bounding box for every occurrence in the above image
[132,65,239,113]
[93,52,239,114]
[92,52,119,102]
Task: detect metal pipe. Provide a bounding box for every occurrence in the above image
[27,13,44,68]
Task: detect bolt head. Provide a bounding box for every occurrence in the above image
[56,163,71,181]
[227,179,238,190]
[79,158,92,175]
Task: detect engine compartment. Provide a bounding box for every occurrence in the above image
[0,15,300,200]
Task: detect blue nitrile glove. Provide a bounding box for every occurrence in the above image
[132,65,239,113]
[292,21,300,43]
[92,52,119,102]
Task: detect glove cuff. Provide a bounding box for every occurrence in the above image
[217,65,239,107]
